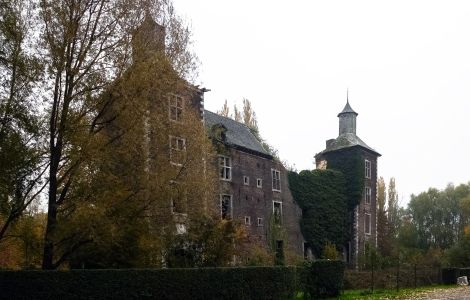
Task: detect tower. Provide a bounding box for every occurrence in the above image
[315,98,381,267]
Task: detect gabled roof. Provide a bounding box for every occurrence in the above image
[317,133,381,157]
[204,110,271,157]
[337,100,358,117]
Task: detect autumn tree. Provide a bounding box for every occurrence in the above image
[387,177,399,239]
[217,99,230,117]
[377,177,392,256]
[38,0,201,269]
[0,0,45,243]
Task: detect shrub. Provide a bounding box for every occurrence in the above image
[0,267,300,300]
[303,260,345,299]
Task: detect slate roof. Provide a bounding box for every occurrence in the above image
[319,133,381,156]
[204,110,271,157]
[337,100,358,117]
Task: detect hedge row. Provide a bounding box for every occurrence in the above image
[0,262,344,300]
[442,268,470,285]
[302,260,345,299]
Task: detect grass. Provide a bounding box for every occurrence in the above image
[330,285,456,299]
[293,285,457,299]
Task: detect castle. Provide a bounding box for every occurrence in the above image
[315,99,380,266]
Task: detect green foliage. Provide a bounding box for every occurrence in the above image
[0,267,300,300]
[303,260,345,299]
[324,149,365,210]
[322,241,340,260]
[288,170,348,257]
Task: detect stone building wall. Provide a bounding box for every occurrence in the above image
[218,148,304,258]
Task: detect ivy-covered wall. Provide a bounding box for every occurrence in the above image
[288,170,348,257]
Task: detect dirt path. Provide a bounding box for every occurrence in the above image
[411,286,470,300]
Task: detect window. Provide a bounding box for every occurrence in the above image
[275,240,284,265]
[257,217,263,226]
[244,216,251,225]
[272,169,281,191]
[365,213,371,235]
[176,223,187,235]
[257,178,262,188]
[273,201,282,224]
[365,159,371,179]
[169,136,186,165]
[243,176,249,186]
[170,181,186,214]
[220,194,232,220]
[365,186,371,205]
[169,94,183,121]
[219,156,231,181]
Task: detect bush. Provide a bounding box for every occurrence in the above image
[0,267,300,300]
[303,260,345,299]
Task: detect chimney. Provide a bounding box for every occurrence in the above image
[326,139,335,148]
[132,17,165,62]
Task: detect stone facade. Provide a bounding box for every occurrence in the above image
[315,100,380,267]
[205,111,305,259]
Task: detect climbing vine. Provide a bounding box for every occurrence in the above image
[288,170,348,258]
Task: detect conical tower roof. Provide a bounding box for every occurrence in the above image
[337,100,358,117]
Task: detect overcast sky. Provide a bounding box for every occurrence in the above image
[172,0,470,206]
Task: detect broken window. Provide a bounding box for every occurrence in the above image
[275,240,284,265]
[169,94,183,121]
[170,181,186,214]
[219,156,231,180]
[169,136,186,166]
[220,194,232,220]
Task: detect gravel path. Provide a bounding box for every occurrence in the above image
[411,286,470,300]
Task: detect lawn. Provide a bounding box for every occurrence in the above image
[329,285,456,299]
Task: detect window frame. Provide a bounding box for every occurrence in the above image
[271,169,281,192]
[168,94,183,122]
[256,178,262,188]
[170,181,187,215]
[169,135,186,166]
[257,217,263,227]
[243,176,249,186]
[365,213,371,235]
[365,186,371,205]
[218,156,232,181]
[273,201,282,224]
[220,194,233,220]
[244,216,251,225]
[365,159,371,179]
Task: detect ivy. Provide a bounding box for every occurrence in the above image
[324,149,365,210]
[288,170,348,257]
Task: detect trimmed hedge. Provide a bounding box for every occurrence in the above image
[0,261,346,299]
[303,260,345,299]
[0,267,300,300]
[442,267,470,284]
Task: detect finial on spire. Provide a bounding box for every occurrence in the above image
[346,88,349,103]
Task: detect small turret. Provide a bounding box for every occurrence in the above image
[337,98,358,135]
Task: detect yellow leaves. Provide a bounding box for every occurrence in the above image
[464,225,470,236]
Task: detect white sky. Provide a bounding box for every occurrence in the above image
[172,0,470,206]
